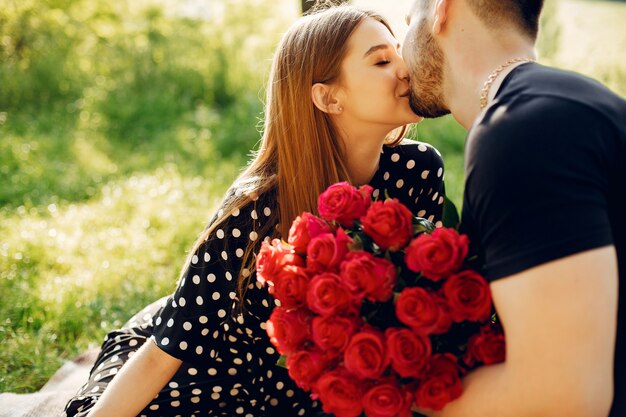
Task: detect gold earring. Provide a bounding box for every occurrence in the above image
[338,106,343,112]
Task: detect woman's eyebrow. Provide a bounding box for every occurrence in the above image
[363,43,401,58]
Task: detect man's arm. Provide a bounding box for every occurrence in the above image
[428,245,618,417]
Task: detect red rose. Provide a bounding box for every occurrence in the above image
[414,354,463,411]
[311,315,360,358]
[361,199,413,251]
[464,324,506,367]
[362,379,413,417]
[385,327,431,378]
[343,329,389,380]
[266,307,311,355]
[272,265,310,310]
[318,182,372,228]
[288,212,333,254]
[404,228,469,281]
[256,239,304,287]
[395,287,440,334]
[306,228,353,272]
[287,348,329,391]
[442,270,492,322]
[339,251,397,302]
[431,293,453,335]
[314,368,364,417]
[306,272,356,316]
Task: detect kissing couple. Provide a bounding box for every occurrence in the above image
[63,1,625,417]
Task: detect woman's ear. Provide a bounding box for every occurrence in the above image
[311,83,343,114]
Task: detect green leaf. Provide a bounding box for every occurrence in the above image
[276,354,287,368]
[442,196,460,229]
[412,217,435,235]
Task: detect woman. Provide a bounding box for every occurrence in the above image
[64,5,445,417]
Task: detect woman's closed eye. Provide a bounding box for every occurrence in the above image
[376,60,391,66]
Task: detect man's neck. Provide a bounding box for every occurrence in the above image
[444,39,536,130]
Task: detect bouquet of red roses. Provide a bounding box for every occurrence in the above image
[257,182,505,417]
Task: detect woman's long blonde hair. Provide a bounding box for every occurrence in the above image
[189,5,405,300]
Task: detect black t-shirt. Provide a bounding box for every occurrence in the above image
[461,63,626,416]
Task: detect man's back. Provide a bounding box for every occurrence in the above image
[462,63,626,416]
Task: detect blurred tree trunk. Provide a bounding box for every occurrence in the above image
[301,0,349,15]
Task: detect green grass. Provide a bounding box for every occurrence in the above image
[0,109,245,387]
[1,0,625,393]
[0,0,292,392]
[0,166,238,390]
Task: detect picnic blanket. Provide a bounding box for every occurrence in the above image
[0,349,98,417]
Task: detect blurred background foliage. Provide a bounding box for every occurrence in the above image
[0,0,297,391]
[0,0,291,209]
[1,0,624,392]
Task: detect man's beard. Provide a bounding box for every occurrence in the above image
[407,22,450,118]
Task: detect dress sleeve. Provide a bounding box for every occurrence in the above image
[372,141,445,225]
[150,193,275,364]
[464,96,615,281]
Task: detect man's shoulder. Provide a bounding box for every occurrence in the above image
[501,63,617,99]
[467,93,580,163]
[493,63,626,129]
[468,65,626,160]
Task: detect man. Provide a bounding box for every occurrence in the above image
[402,1,626,416]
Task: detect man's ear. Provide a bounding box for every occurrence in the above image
[433,0,449,35]
[311,83,343,114]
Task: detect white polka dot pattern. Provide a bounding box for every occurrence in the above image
[369,140,445,224]
[63,141,445,417]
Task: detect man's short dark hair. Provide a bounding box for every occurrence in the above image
[466,0,545,39]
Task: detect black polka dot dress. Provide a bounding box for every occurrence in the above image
[63,140,445,417]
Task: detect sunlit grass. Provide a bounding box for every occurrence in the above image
[0,0,290,392]
[0,166,238,391]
